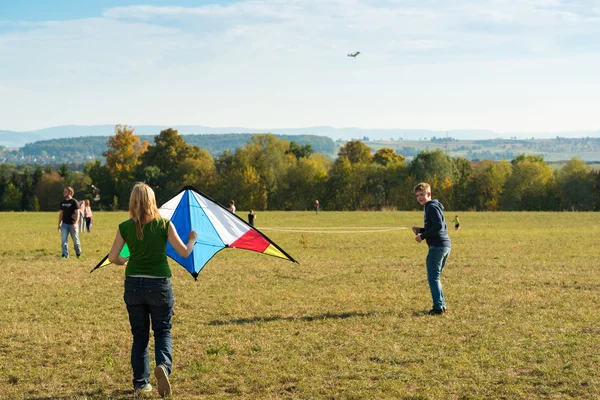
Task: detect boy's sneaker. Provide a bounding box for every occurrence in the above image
[155,365,171,397]
[61,255,68,259]
[428,308,446,315]
[76,254,81,259]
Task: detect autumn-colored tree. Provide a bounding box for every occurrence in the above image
[373,148,405,166]
[104,125,148,178]
[338,140,372,164]
[103,125,148,207]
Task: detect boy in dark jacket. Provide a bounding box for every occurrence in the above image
[412,182,451,315]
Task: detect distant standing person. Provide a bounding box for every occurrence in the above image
[247,210,257,226]
[78,201,86,232]
[314,200,319,215]
[58,187,82,259]
[84,199,94,232]
[412,182,451,315]
[450,215,460,231]
[227,200,236,214]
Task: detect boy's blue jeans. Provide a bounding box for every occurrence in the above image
[426,246,451,310]
[124,276,174,390]
[60,223,81,257]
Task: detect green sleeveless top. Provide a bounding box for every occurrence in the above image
[119,218,171,277]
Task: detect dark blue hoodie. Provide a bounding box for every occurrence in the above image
[420,199,451,247]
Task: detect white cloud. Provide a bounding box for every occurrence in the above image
[1,0,600,131]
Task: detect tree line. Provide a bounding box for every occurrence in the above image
[1,125,599,212]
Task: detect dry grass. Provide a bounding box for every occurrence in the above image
[0,211,599,399]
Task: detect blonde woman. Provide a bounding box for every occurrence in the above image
[109,183,198,397]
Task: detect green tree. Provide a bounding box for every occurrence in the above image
[58,164,71,182]
[450,157,473,210]
[1,183,22,211]
[277,154,331,210]
[408,149,454,187]
[556,157,595,210]
[34,170,65,211]
[232,134,294,210]
[85,160,116,210]
[172,151,217,194]
[467,160,511,211]
[501,156,555,210]
[20,167,35,211]
[139,128,205,204]
[286,141,314,160]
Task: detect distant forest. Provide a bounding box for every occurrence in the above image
[2,133,600,165]
[1,126,599,213]
[0,133,335,164]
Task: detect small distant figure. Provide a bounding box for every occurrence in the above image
[450,215,461,230]
[314,200,320,215]
[248,210,257,226]
[78,201,86,232]
[347,51,360,57]
[84,199,94,232]
[227,200,236,214]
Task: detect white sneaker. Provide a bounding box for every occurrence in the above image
[155,365,171,397]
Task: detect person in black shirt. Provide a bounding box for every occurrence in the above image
[58,187,82,259]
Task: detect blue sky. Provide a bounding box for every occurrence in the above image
[1,0,599,133]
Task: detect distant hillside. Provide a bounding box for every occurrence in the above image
[3,124,599,148]
[11,133,335,164]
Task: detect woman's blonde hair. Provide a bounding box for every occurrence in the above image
[84,199,90,207]
[129,183,165,240]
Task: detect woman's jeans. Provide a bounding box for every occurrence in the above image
[60,223,81,258]
[124,277,174,389]
[426,246,451,310]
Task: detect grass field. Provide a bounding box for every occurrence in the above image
[1,211,599,399]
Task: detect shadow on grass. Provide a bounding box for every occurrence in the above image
[208,311,377,326]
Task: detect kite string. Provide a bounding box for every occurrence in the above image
[259,227,408,234]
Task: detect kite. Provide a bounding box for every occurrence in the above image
[347,51,360,57]
[92,186,298,279]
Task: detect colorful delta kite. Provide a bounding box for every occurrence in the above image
[92,186,297,279]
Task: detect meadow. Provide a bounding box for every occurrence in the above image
[0,211,599,399]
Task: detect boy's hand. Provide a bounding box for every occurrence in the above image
[415,234,423,243]
[412,226,418,235]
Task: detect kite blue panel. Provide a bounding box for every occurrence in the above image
[166,190,225,276]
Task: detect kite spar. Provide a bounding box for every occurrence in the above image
[92,186,298,279]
